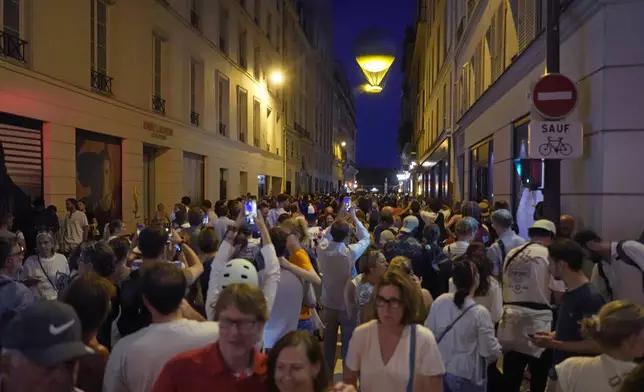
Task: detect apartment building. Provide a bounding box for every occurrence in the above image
[407,0,644,239]
[0,0,337,231]
[282,0,336,195]
[332,62,358,191]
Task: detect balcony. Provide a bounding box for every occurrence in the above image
[190,111,199,126]
[90,70,113,95]
[152,94,166,114]
[190,10,200,31]
[219,122,227,136]
[0,31,28,62]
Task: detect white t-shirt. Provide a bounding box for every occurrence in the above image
[449,277,503,323]
[503,242,565,305]
[345,320,445,391]
[555,354,637,392]
[590,241,644,305]
[443,241,470,259]
[23,253,70,300]
[264,268,304,349]
[103,319,219,392]
[63,210,88,246]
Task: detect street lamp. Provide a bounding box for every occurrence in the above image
[341,141,346,147]
[270,70,284,85]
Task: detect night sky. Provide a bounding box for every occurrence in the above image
[332,0,415,169]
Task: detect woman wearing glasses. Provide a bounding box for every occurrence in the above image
[23,231,70,300]
[344,268,445,392]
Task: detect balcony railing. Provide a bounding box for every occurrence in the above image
[190,111,199,126]
[254,137,259,147]
[266,143,270,152]
[190,10,200,30]
[219,122,227,136]
[91,70,113,95]
[152,94,166,114]
[0,31,28,62]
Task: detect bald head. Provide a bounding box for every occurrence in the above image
[559,215,575,238]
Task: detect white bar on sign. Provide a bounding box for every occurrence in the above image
[537,91,573,101]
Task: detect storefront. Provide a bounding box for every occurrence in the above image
[417,138,450,202]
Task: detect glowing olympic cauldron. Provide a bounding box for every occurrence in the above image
[354,28,396,94]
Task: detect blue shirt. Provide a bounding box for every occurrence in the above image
[0,274,34,317]
[487,230,527,277]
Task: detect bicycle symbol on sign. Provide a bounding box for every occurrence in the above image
[538,137,572,157]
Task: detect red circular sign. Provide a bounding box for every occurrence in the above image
[532,73,578,120]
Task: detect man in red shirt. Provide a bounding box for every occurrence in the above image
[151,283,268,392]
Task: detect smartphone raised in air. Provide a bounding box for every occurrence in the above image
[244,200,258,224]
[164,224,172,242]
[342,196,351,211]
[203,214,209,225]
[136,224,144,235]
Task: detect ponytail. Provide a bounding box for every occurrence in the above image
[454,288,468,309]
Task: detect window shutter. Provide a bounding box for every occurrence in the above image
[491,2,506,82]
[518,0,537,52]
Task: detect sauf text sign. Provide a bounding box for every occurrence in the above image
[528,121,583,159]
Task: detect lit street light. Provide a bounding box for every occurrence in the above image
[270,71,284,85]
[341,141,346,147]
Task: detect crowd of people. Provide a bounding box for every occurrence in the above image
[1,192,644,392]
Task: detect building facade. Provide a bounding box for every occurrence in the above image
[0,0,337,231]
[332,62,358,192]
[408,0,644,239]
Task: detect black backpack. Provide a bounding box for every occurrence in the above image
[116,270,151,338]
[596,241,644,301]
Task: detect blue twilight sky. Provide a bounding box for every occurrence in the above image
[332,0,415,169]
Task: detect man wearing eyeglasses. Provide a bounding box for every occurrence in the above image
[0,236,34,348]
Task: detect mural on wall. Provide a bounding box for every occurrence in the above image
[76,129,122,232]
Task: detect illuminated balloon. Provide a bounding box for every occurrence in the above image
[354,28,396,93]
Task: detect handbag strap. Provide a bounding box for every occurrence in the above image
[406,323,417,392]
[36,255,58,293]
[436,304,477,343]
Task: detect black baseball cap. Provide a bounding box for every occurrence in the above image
[2,301,94,368]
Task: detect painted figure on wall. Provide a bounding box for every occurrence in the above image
[76,130,122,235]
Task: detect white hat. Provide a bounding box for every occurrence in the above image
[221,258,259,289]
[400,215,419,233]
[530,219,557,236]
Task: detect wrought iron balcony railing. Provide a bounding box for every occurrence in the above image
[219,122,227,136]
[152,94,166,114]
[91,70,113,94]
[0,31,27,62]
[190,111,199,126]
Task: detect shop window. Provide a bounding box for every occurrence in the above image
[512,120,544,239]
[469,139,493,202]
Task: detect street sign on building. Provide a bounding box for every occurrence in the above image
[528,121,583,159]
[532,73,578,120]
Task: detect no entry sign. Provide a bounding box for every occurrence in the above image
[532,73,578,120]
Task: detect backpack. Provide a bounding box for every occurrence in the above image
[596,241,644,301]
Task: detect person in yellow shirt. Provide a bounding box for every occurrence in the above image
[280,219,321,332]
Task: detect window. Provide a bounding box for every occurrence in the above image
[266,13,272,40]
[265,107,272,151]
[217,72,229,136]
[253,98,260,147]
[190,60,198,125]
[237,87,248,142]
[219,6,228,53]
[3,0,20,37]
[190,0,200,30]
[153,35,162,96]
[254,0,260,25]
[253,46,261,79]
[469,139,493,202]
[183,152,204,205]
[90,0,107,74]
[239,30,247,68]
[152,35,165,113]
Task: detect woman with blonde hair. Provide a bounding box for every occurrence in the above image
[552,300,644,392]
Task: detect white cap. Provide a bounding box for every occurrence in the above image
[221,258,259,289]
[400,215,419,233]
[530,219,557,236]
